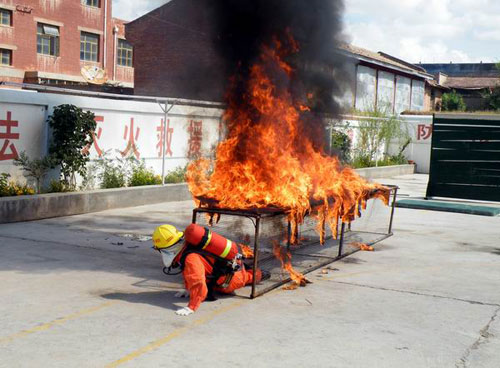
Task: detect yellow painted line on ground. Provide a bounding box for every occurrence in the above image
[0,301,117,345]
[105,300,244,368]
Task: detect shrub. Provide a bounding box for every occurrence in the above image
[129,163,162,187]
[483,86,500,111]
[330,130,351,163]
[13,151,54,193]
[48,104,96,187]
[0,173,35,197]
[441,90,466,111]
[100,166,126,189]
[47,179,74,193]
[164,166,187,184]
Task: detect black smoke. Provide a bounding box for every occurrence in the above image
[211,0,349,115]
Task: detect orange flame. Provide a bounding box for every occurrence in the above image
[352,242,374,252]
[273,241,307,287]
[239,244,254,258]
[186,35,389,276]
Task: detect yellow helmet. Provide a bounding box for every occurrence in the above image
[152,224,184,250]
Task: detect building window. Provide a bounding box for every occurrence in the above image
[0,9,12,26]
[37,23,60,56]
[117,39,133,67]
[85,0,100,7]
[80,32,99,62]
[0,49,12,65]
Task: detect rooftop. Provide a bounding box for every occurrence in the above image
[444,77,500,90]
[339,44,432,79]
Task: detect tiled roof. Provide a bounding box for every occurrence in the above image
[444,77,500,89]
[339,44,430,76]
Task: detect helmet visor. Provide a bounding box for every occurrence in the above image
[159,243,183,268]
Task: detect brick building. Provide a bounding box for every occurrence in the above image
[339,44,445,113]
[125,0,226,101]
[419,63,500,110]
[0,0,133,91]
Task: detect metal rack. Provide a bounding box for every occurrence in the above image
[192,185,398,298]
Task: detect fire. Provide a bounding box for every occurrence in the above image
[239,243,254,258]
[186,34,389,280]
[272,241,307,288]
[352,242,375,252]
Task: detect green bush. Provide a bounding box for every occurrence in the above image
[100,166,126,189]
[330,130,351,163]
[48,104,96,187]
[0,173,35,197]
[13,151,54,193]
[164,166,186,183]
[351,155,374,169]
[441,90,466,111]
[47,179,74,193]
[129,164,162,187]
[483,86,500,111]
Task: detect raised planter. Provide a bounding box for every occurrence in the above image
[355,164,415,180]
[0,165,415,224]
[0,184,191,224]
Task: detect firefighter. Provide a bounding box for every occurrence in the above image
[153,224,264,316]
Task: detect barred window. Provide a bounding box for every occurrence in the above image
[0,9,12,26]
[85,0,99,7]
[0,49,12,65]
[80,32,99,62]
[37,23,60,56]
[117,39,133,67]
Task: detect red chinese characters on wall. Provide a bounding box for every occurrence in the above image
[156,119,174,158]
[417,124,432,141]
[92,116,104,157]
[187,120,203,159]
[0,111,20,161]
[121,118,141,158]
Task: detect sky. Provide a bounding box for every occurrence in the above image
[113,0,499,64]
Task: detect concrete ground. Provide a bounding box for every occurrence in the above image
[1,174,499,368]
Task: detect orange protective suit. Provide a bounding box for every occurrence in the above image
[183,252,261,311]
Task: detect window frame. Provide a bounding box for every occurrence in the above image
[0,8,12,26]
[84,0,100,8]
[37,23,60,57]
[117,39,133,67]
[80,31,100,62]
[0,48,12,66]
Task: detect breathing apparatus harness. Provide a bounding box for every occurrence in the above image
[161,226,245,300]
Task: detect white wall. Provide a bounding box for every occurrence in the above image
[411,80,425,111]
[377,71,395,113]
[335,114,433,173]
[394,75,411,114]
[0,89,223,182]
[355,65,377,111]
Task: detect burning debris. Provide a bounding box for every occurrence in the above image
[272,241,311,290]
[186,0,390,283]
[351,242,375,252]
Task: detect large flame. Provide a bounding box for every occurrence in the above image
[187,36,389,279]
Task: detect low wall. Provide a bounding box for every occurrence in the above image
[0,183,191,223]
[0,165,414,224]
[354,164,415,180]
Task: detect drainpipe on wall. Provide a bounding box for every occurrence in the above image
[103,0,108,70]
[113,25,118,81]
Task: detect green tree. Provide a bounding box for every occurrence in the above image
[48,105,96,188]
[482,62,500,111]
[441,90,466,111]
[13,151,54,193]
[351,106,410,167]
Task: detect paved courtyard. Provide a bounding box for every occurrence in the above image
[1,174,499,368]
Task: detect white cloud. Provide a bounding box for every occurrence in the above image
[344,0,500,63]
[112,0,170,21]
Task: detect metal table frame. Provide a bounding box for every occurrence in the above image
[191,185,398,298]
